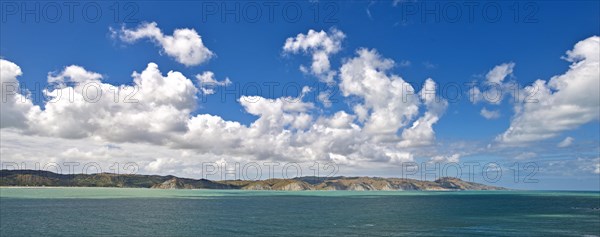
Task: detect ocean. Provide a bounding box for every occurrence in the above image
[1,188,599,236]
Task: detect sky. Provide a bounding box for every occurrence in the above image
[0,0,599,190]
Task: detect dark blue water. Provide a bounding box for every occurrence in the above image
[1,189,599,236]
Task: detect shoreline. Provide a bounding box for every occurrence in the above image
[0,186,501,191]
[2,186,599,192]
[0,186,587,192]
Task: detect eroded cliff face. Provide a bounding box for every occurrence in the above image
[239,180,314,191]
[151,178,194,189]
[276,182,314,191]
[151,178,178,189]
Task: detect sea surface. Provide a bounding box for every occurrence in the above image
[1,188,599,236]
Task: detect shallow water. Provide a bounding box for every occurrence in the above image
[1,188,599,236]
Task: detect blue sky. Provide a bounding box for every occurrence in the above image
[1,1,599,190]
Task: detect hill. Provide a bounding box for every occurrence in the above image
[0,170,506,191]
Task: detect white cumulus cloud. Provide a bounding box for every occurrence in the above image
[114,22,214,66]
[283,28,345,84]
[0,59,36,129]
[486,62,515,84]
[196,71,231,95]
[1,30,459,175]
[496,36,600,145]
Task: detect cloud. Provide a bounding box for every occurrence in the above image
[532,156,600,177]
[399,60,411,67]
[1,45,451,170]
[469,62,516,105]
[317,91,333,107]
[113,22,214,66]
[430,153,460,163]
[422,61,437,69]
[366,1,375,20]
[339,48,420,138]
[21,62,196,140]
[48,65,103,84]
[480,107,500,119]
[572,157,600,175]
[283,28,345,84]
[398,78,448,147]
[486,62,514,84]
[557,136,575,148]
[468,86,483,103]
[0,129,230,177]
[0,59,36,129]
[338,49,447,148]
[514,152,537,160]
[496,36,600,145]
[196,71,231,95]
[146,158,180,173]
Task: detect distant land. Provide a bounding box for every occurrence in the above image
[0,170,506,191]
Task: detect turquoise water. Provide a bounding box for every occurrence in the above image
[1,188,599,236]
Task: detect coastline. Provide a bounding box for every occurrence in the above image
[0,170,508,191]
